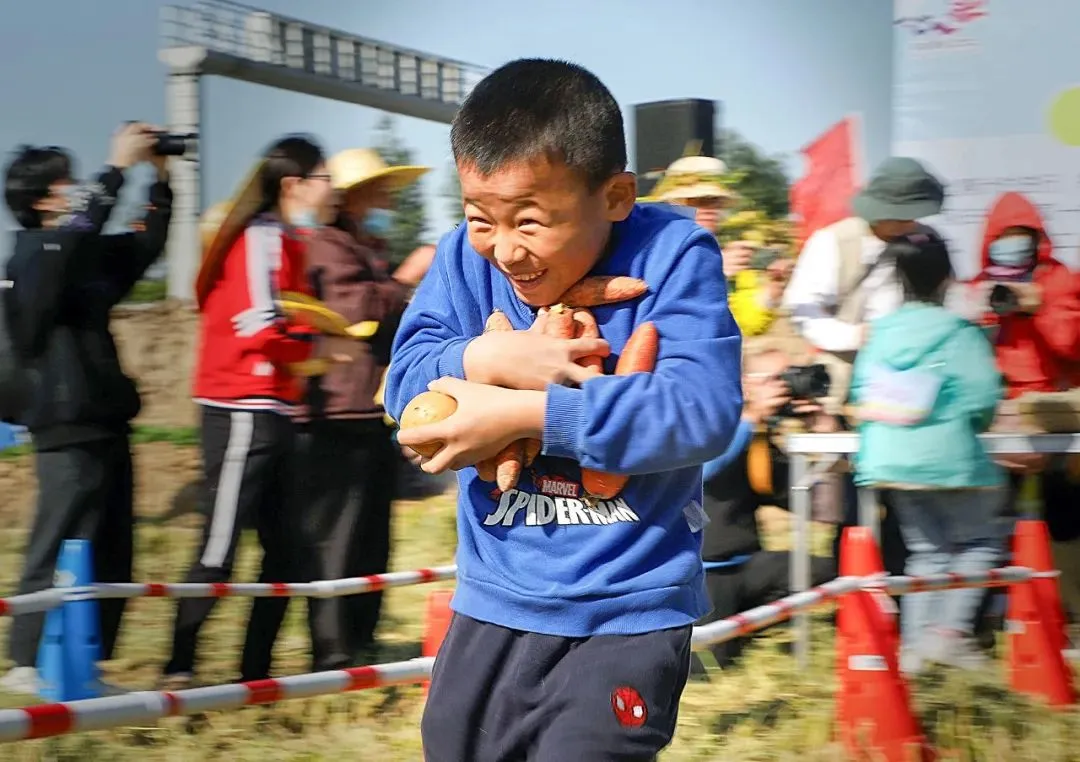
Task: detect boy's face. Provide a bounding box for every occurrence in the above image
[459,157,635,307]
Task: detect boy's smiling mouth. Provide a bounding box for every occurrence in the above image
[509,269,547,284]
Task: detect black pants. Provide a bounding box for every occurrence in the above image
[422,613,692,762]
[696,551,837,668]
[8,435,134,667]
[164,407,298,681]
[296,419,398,671]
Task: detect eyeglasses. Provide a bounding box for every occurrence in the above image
[306,173,332,182]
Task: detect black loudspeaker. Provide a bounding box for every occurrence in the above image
[633,99,718,197]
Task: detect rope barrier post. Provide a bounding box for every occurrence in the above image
[789,451,812,667]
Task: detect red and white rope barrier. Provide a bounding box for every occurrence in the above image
[692,575,866,648]
[0,566,458,617]
[0,657,435,743]
[872,565,1057,595]
[0,564,1060,743]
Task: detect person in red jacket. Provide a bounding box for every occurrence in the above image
[971,191,1080,627]
[162,135,340,688]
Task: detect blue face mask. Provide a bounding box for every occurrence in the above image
[989,235,1036,267]
[289,209,321,230]
[362,208,395,238]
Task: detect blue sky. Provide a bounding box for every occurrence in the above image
[0,0,893,245]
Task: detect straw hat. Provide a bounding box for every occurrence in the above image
[638,155,737,206]
[195,159,267,304]
[327,148,429,193]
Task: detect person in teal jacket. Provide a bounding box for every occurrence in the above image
[849,226,1008,674]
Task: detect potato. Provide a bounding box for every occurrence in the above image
[399,391,457,458]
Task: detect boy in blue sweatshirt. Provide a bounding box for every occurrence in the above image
[387,58,742,761]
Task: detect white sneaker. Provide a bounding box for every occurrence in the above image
[0,667,42,696]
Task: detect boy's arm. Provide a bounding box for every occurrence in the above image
[543,227,744,475]
[383,240,473,421]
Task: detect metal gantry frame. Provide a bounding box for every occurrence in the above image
[158,0,489,300]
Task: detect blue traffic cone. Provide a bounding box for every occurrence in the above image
[37,539,102,701]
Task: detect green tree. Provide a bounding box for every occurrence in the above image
[719,129,791,220]
[442,163,464,226]
[373,116,429,267]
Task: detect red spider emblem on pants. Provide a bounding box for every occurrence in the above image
[610,685,648,728]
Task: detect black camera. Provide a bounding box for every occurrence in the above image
[772,363,831,419]
[150,131,197,157]
[779,363,831,400]
[989,282,1020,316]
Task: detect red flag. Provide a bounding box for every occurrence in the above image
[790,117,858,248]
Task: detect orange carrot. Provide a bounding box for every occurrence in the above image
[478,309,525,488]
[523,439,541,466]
[494,440,526,492]
[581,322,660,500]
[476,458,497,483]
[545,303,576,339]
[559,276,648,308]
[614,321,659,374]
[573,309,604,374]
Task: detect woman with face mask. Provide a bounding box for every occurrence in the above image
[163,134,338,689]
[293,148,432,670]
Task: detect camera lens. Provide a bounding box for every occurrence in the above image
[989,283,1018,316]
[152,132,197,157]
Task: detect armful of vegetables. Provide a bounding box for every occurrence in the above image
[397,275,653,499]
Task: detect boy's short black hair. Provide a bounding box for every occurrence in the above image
[450,58,626,191]
[4,145,74,229]
[888,224,954,303]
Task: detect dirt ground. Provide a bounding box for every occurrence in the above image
[109,301,201,430]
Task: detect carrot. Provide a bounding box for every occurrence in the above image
[523,439,541,466]
[485,309,514,333]
[494,440,526,492]
[476,458,497,483]
[545,302,576,339]
[572,309,604,374]
[477,308,525,488]
[559,276,648,308]
[581,321,660,500]
[614,321,659,374]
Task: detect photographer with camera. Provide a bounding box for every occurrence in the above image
[1,122,173,694]
[969,192,1080,627]
[693,341,838,670]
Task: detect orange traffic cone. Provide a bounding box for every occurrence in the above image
[836,527,934,761]
[1008,520,1076,706]
[421,589,454,696]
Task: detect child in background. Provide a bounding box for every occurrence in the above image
[850,226,1006,673]
[387,58,743,761]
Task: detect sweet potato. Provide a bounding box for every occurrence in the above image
[559,276,648,308]
[572,309,604,373]
[399,391,458,458]
[581,322,660,500]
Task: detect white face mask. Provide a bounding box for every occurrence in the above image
[989,235,1036,268]
[288,208,321,230]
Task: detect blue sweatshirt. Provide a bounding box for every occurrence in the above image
[384,205,744,637]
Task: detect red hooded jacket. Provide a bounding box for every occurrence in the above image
[972,192,1080,398]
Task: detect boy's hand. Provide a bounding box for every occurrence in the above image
[396,377,545,474]
[463,328,609,391]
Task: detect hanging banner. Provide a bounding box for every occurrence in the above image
[893,0,1080,278]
